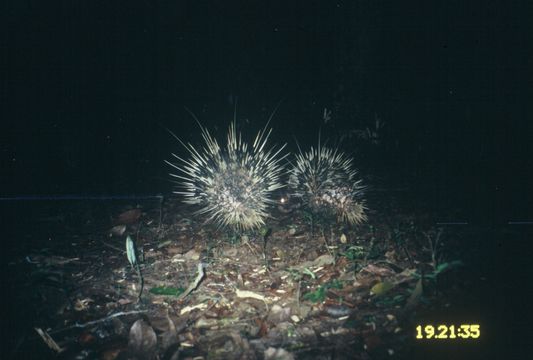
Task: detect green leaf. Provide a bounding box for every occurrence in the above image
[149,286,185,296]
[342,245,366,260]
[303,268,316,279]
[126,236,137,267]
[435,260,463,275]
[303,280,344,303]
[157,240,173,249]
[393,294,405,303]
[259,227,271,238]
[328,279,343,290]
[370,281,394,297]
[303,286,326,303]
[425,273,437,280]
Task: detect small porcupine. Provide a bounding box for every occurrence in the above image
[166,121,287,231]
[288,145,367,225]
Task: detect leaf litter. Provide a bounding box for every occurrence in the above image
[7,195,475,359]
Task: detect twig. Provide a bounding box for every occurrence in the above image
[177,262,205,301]
[34,328,64,353]
[296,280,301,312]
[243,238,258,257]
[134,261,144,302]
[321,229,335,260]
[424,228,443,269]
[100,240,125,253]
[48,310,149,334]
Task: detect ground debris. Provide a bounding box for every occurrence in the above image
[9,195,475,359]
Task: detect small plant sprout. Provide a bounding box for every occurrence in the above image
[423,228,444,270]
[126,235,144,301]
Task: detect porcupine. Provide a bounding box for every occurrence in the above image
[166,119,288,231]
[288,144,367,225]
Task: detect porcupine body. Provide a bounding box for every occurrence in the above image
[288,145,367,225]
[166,121,287,231]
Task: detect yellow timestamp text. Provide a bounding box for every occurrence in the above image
[415,324,480,339]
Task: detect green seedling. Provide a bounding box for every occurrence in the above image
[126,235,144,300]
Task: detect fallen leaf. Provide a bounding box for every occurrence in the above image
[236,289,266,302]
[267,304,291,323]
[180,303,208,315]
[117,298,133,305]
[313,254,335,267]
[128,319,157,358]
[362,264,395,277]
[116,208,142,225]
[183,249,200,260]
[160,311,179,351]
[157,240,173,249]
[74,298,94,311]
[340,234,347,244]
[109,225,126,237]
[264,347,295,360]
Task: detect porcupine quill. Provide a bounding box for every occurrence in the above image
[165,107,288,231]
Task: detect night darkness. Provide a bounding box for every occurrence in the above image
[1,1,532,359]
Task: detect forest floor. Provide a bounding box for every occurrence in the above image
[4,177,516,360]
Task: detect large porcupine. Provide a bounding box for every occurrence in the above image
[289,144,367,225]
[166,121,287,231]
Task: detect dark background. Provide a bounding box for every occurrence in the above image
[2,1,531,215]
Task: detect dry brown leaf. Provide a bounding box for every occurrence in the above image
[128,319,157,359]
[117,298,132,306]
[116,208,142,225]
[108,225,126,237]
[362,264,395,277]
[265,347,295,360]
[180,303,208,315]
